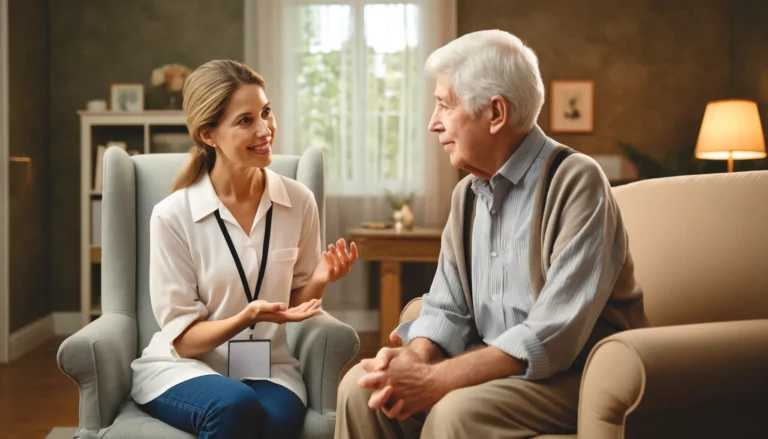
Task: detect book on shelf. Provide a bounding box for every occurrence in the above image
[93,145,106,192]
[91,199,102,246]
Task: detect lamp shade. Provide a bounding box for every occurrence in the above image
[695,99,767,161]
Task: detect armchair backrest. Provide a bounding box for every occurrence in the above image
[100,146,325,353]
[612,170,768,327]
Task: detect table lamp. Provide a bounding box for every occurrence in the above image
[694,99,767,172]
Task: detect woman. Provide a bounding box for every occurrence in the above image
[130,60,358,439]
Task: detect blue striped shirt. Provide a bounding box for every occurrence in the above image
[399,126,616,379]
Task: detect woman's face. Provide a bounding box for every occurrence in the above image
[205,84,275,169]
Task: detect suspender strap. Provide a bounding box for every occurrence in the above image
[543,147,575,216]
[462,184,477,294]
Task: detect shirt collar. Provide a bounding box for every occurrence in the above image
[495,124,547,185]
[188,167,291,222]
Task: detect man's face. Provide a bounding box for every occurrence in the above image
[428,74,491,173]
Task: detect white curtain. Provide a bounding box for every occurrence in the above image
[246,0,457,312]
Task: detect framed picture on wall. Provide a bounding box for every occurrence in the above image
[549,79,594,133]
[110,83,144,112]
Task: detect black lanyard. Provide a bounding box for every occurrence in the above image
[214,206,273,318]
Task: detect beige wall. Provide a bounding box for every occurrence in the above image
[457,0,732,161]
[8,0,50,331]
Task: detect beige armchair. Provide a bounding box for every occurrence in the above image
[400,170,768,439]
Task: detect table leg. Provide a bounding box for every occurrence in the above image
[379,260,402,348]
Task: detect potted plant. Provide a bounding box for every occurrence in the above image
[385,190,415,230]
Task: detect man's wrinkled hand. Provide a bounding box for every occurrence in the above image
[358,347,447,420]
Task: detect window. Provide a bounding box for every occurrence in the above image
[259,1,427,195]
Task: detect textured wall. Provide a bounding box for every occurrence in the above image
[457,0,732,160]
[49,0,243,311]
[731,0,768,148]
[8,0,51,331]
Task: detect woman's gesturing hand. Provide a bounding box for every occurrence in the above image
[312,238,358,284]
[240,298,322,326]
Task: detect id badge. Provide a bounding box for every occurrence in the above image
[228,339,271,380]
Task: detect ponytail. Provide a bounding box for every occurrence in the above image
[171,144,216,192]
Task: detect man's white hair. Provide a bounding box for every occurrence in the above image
[425,30,545,132]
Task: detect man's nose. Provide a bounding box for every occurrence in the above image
[428,112,441,132]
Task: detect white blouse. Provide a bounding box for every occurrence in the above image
[130,168,321,406]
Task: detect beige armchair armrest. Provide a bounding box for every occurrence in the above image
[579,319,768,438]
[400,298,422,324]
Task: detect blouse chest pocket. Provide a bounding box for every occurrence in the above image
[265,247,299,302]
[271,247,299,262]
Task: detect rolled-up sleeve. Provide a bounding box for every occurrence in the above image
[488,191,626,380]
[397,250,474,358]
[292,192,322,290]
[149,211,208,353]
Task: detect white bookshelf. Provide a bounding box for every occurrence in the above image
[79,110,188,327]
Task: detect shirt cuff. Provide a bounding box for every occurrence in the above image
[488,324,550,380]
[406,316,466,358]
[395,320,413,344]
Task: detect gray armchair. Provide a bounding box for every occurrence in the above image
[57,146,360,439]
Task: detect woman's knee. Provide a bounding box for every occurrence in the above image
[262,402,306,438]
[205,384,263,438]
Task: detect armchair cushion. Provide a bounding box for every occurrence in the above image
[579,319,768,438]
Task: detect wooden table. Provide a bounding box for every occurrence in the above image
[347,227,442,348]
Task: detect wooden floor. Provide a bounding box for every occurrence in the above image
[0,333,380,439]
[0,337,79,439]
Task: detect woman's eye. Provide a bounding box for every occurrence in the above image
[239,117,252,125]
[262,107,272,118]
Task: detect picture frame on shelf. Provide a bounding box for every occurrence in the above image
[549,79,594,133]
[110,83,144,112]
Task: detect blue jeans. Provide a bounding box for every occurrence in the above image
[140,375,306,439]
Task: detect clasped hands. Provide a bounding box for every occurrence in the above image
[357,331,448,420]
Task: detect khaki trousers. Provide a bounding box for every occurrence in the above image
[334,363,581,439]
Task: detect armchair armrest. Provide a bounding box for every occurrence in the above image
[579,319,768,438]
[400,298,422,324]
[286,311,360,414]
[56,313,137,431]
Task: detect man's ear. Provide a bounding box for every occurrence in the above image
[489,96,509,134]
[199,125,216,148]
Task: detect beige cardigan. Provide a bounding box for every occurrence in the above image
[403,146,648,352]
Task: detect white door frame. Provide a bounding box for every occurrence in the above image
[0,0,10,363]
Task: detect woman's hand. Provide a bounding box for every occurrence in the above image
[312,238,358,284]
[240,298,322,326]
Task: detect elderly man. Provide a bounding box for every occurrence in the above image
[335,30,649,439]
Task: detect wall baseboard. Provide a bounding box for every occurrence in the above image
[53,312,81,336]
[9,314,53,362]
[324,309,379,333]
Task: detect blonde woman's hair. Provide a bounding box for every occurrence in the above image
[172,60,266,191]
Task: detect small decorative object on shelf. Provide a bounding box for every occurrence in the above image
[151,63,192,109]
[151,132,193,153]
[110,83,145,112]
[385,190,415,231]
